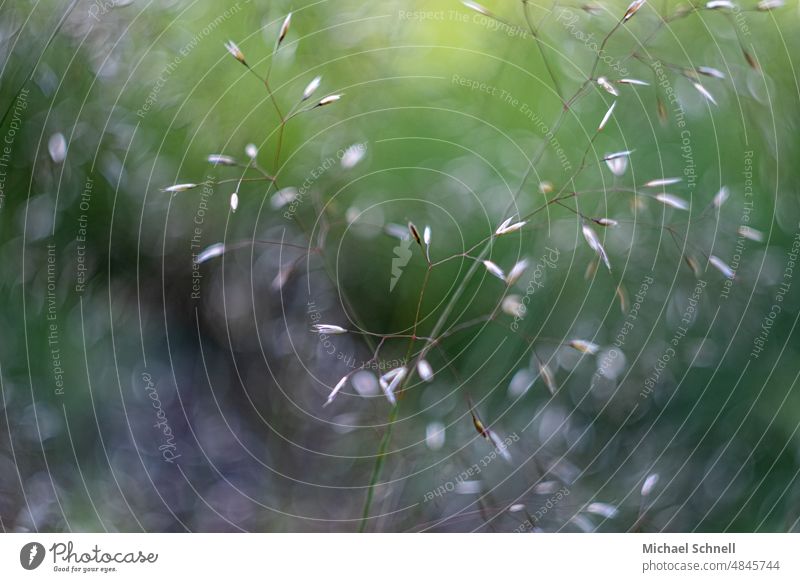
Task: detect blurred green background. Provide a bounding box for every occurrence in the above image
[1,0,799,532]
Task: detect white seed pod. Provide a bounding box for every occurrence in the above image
[693,82,718,105]
[534,480,560,494]
[207,154,237,166]
[488,431,512,462]
[270,187,298,209]
[506,259,529,285]
[644,177,682,187]
[302,76,322,101]
[617,78,650,86]
[641,473,660,496]
[48,133,67,163]
[622,0,646,22]
[461,0,493,17]
[568,339,600,355]
[230,192,239,212]
[380,367,406,405]
[501,295,525,318]
[598,101,616,131]
[317,94,342,107]
[417,359,434,382]
[709,255,735,279]
[712,186,730,208]
[196,243,226,264]
[341,143,366,169]
[738,225,764,242]
[483,260,506,281]
[495,217,527,236]
[697,66,725,79]
[757,0,784,10]
[245,143,258,159]
[277,13,292,45]
[538,361,557,395]
[597,77,619,96]
[324,375,348,407]
[163,183,198,193]
[706,0,735,8]
[655,193,689,210]
[224,40,246,65]
[582,224,611,271]
[311,324,347,334]
[585,502,618,519]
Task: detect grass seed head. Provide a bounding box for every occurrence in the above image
[324,375,348,407]
[743,48,760,70]
[641,473,660,496]
[569,339,600,355]
[483,260,506,281]
[692,82,718,105]
[598,101,617,131]
[709,255,735,279]
[685,254,702,277]
[407,222,422,246]
[271,264,294,291]
[196,243,226,264]
[341,143,366,169]
[502,295,525,318]
[697,66,725,79]
[585,502,618,519]
[506,258,529,285]
[644,177,682,187]
[597,77,619,96]
[208,154,237,166]
[317,94,342,107]
[163,183,198,193]
[623,0,647,22]
[311,324,348,334]
[224,40,247,66]
[278,13,292,45]
[538,361,556,394]
[655,193,689,210]
[417,359,434,382]
[495,217,527,236]
[757,0,784,10]
[606,156,628,176]
[48,133,67,163]
[582,224,611,271]
[738,225,764,242]
[616,284,629,313]
[461,0,493,17]
[712,186,730,208]
[302,76,322,101]
[271,187,298,209]
[595,217,619,227]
